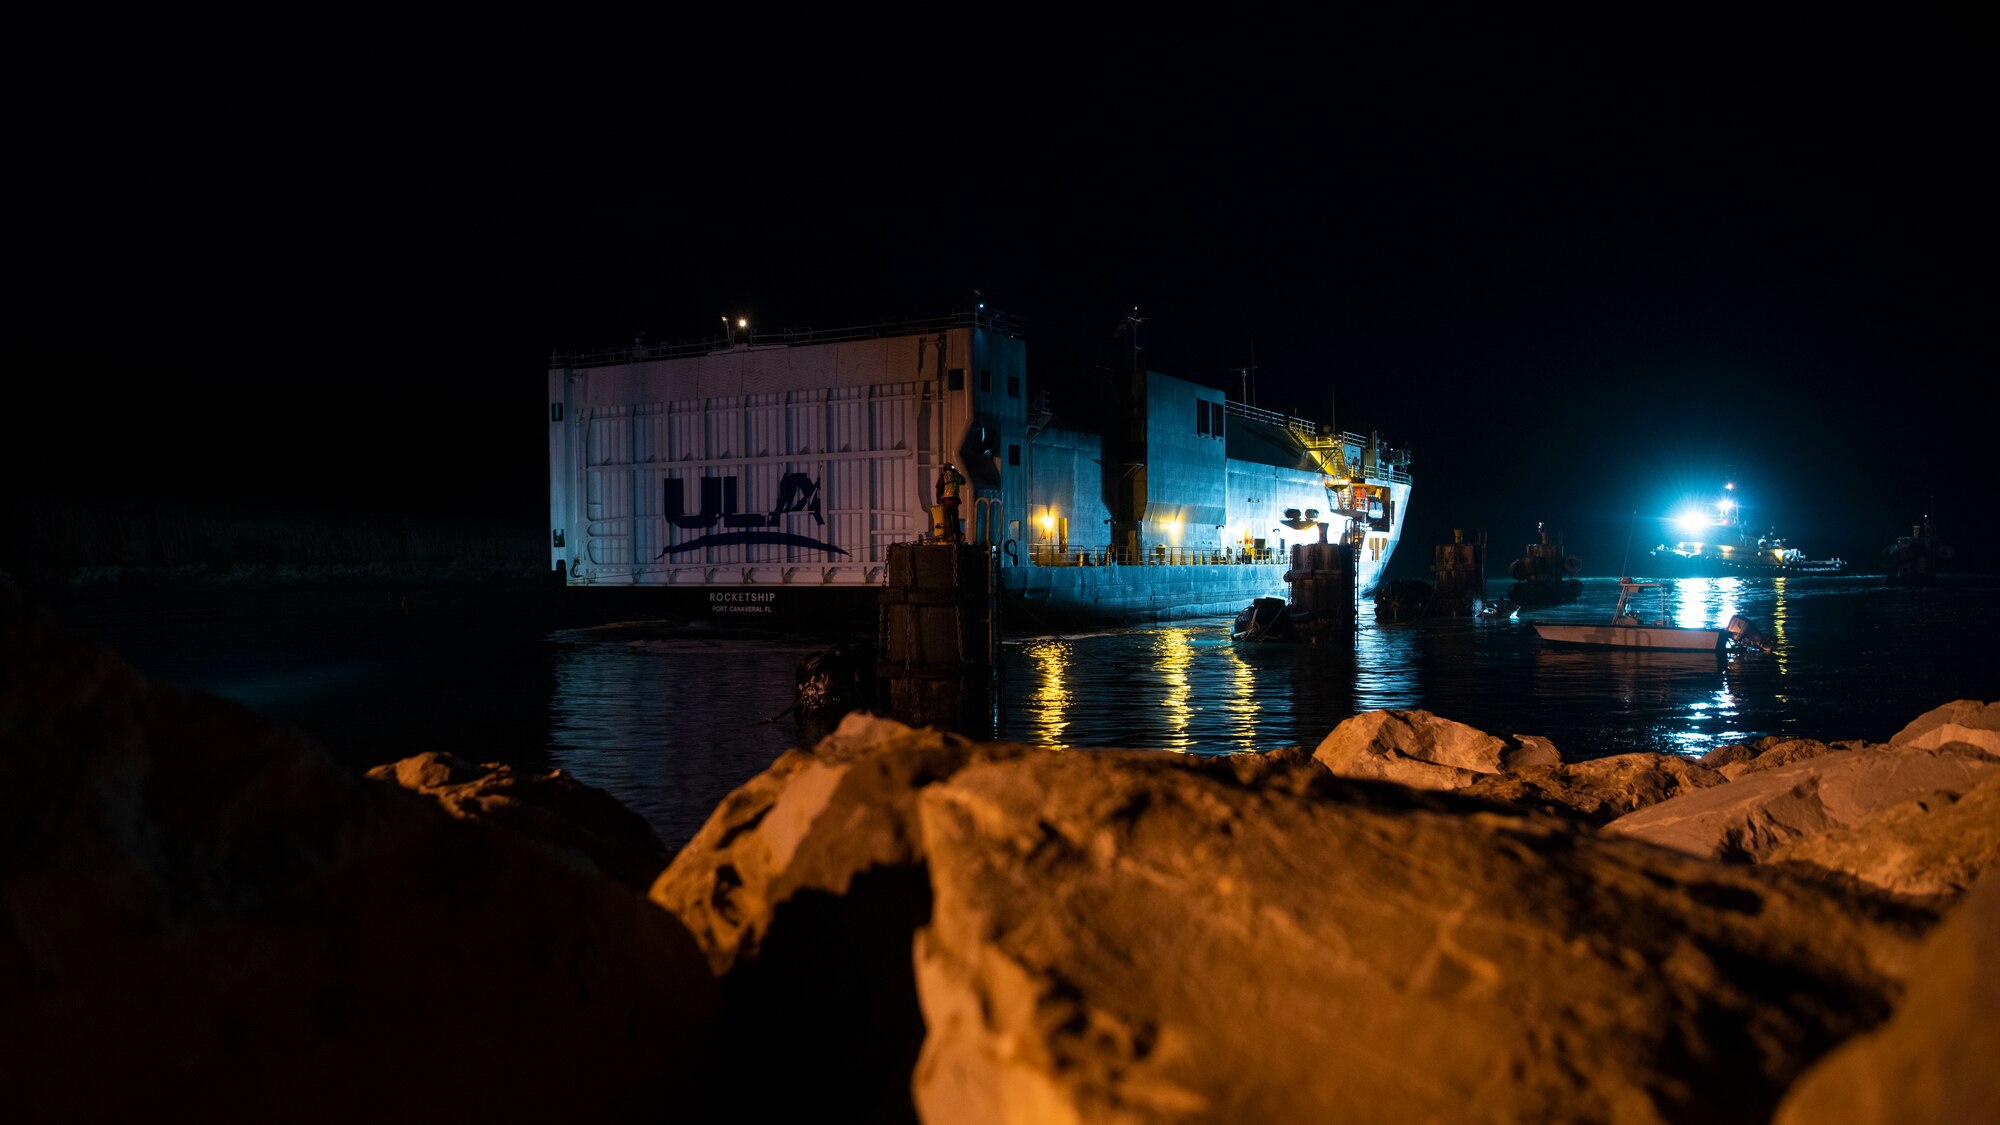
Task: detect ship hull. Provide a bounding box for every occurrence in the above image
[548,312,1411,635]
[997,529,1402,631]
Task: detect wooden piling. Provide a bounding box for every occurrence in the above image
[876,542,998,734]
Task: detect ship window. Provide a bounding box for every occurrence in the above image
[550,403,565,422]
[948,368,965,390]
[1007,374,1020,397]
[980,369,992,392]
[1008,443,1020,466]
[1196,400,1210,435]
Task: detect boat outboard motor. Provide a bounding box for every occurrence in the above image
[1725,615,1774,653]
[794,642,881,744]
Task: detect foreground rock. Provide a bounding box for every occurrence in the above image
[0,593,719,1121]
[368,750,670,889]
[1602,745,2000,867]
[912,749,1918,1125]
[651,713,1024,973]
[1763,771,2000,905]
[1459,752,1727,825]
[1772,869,2000,1124]
[1313,709,1562,790]
[1697,736,1858,780]
[650,714,1030,1124]
[1890,698,2000,756]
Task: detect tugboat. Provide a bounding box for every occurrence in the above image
[1231,527,1357,642]
[1231,597,1296,642]
[1507,524,1583,607]
[1884,514,1952,586]
[1650,482,1847,576]
[1425,528,1487,617]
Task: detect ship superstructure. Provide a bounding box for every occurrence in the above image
[547,309,1411,631]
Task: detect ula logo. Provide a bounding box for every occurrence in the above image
[657,471,848,557]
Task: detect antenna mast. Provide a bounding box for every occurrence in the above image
[1231,359,1258,405]
[1122,307,1146,370]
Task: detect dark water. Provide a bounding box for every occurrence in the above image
[47,574,2000,854]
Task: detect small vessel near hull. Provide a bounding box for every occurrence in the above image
[1883,515,1952,586]
[1231,597,1295,642]
[1531,580,1725,652]
[1230,534,1358,643]
[1507,524,1582,606]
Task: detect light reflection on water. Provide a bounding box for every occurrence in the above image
[989,575,1993,768]
[77,574,1993,857]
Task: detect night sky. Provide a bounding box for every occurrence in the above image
[9,11,1994,578]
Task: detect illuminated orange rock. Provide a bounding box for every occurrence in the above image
[367,750,669,889]
[1697,735,1862,780]
[1890,698,2000,757]
[911,750,1916,1125]
[1460,752,1728,825]
[0,593,718,1122]
[1772,869,2000,1125]
[1313,708,1562,790]
[651,713,1031,1124]
[1602,745,2000,865]
[1765,770,2000,905]
[651,712,1020,973]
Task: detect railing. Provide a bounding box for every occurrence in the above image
[1024,545,1285,567]
[1219,400,1414,484]
[552,307,1027,369]
[1223,400,1324,439]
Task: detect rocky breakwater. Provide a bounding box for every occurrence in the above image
[0,590,719,1121]
[8,575,1996,1123]
[653,706,1998,1123]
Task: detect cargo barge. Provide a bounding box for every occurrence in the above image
[547,309,1411,633]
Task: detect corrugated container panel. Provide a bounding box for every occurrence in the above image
[828,386,867,454]
[832,457,873,563]
[589,405,631,467]
[667,399,700,462]
[746,393,782,458]
[587,463,632,565]
[787,389,825,455]
[869,456,902,557]
[707,398,743,460]
[633,402,667,464]
[872,385,913,452]
[632,469,659,564]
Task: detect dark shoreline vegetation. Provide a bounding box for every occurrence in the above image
[3,570,1995,1122]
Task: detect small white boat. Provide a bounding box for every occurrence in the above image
[1531,580,1725,652]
